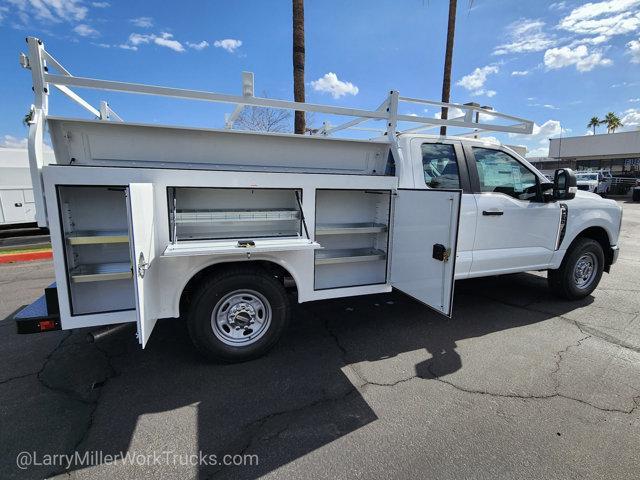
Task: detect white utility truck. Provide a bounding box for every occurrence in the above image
[15,38,622,362]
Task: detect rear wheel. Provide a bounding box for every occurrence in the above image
[187,266,290,362]
[548,237,604,300]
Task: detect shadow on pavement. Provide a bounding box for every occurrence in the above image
[2,272,593,479]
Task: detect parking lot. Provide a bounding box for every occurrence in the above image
[0,199,638,480]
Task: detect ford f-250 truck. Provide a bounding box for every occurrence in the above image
[14,37,622,362]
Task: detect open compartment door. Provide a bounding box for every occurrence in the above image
[126,183,159,347]
[390,189,461,317]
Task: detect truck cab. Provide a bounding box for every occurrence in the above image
[393,134,621,290]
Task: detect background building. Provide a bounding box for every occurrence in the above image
[533,130,640,177]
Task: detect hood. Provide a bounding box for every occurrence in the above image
[574,190,601,200]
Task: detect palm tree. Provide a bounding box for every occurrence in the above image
[587,116,600,135]
[440,0,458,136]
[292,0,305,134]
[603,112,623,133]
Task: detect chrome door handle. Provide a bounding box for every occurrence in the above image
[482,210,504,216]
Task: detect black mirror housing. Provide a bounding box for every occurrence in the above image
[553,168,577,200]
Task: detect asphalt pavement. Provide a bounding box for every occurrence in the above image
[0,200,638,480]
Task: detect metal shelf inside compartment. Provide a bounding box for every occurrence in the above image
[69,262,132,283]
[316,222,388,235]
[66,230,129,245]
[175,208,300,224]
[315,248,387,265]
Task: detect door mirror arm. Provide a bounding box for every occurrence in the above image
[538,180,555,203]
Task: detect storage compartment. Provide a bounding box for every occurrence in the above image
[314,189,391,289]
[57,186,134,315]
[168,187,304,242]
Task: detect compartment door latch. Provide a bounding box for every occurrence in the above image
[137,252,149,278]
[432,244,451,262]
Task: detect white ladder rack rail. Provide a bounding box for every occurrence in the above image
[21,36,534,138]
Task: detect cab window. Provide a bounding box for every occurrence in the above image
[422,143,461,189]
[472,147,537,199]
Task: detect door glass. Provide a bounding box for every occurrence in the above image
[473,147,537,199]
[422,144,461,189]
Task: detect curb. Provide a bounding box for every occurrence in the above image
[0,250,53,264]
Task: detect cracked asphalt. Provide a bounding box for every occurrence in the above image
[1,200,639,480]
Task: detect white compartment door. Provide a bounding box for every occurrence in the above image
[126,183,159,348]
[390,189,461,317]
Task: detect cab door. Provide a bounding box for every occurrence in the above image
[466,146,561,276]
[390,189,461,317]
[126,183,159,347]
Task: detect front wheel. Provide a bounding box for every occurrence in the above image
[548,238,604,300]
[187,266,290,363]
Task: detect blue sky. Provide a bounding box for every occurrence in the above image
[1,0,639,157]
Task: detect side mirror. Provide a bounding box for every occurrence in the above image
[553,168,577,200]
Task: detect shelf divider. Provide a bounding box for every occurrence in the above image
[70,262,132,283]
[315,248,386,265]
[316,223,387,235]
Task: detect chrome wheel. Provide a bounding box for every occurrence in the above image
[573,252,598,290]
[211,290,272,346]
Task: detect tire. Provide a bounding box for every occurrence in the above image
[186,265,290,363]
[633,188,640,202]
[548,237,604,300]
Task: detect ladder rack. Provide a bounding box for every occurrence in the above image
[21,36,533,140]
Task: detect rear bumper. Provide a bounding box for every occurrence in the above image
[14,284,61,334]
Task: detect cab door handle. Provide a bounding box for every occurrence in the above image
[482,210,503,216]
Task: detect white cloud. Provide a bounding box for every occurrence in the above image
[630,97,640,102]
[477,136,500,145]
[213,39,242,53]
[433,106,465,119]
[558,0,640,37]
[118,44,137,51]
[526,146,550,157]
[456,65,499,97]
[94,42,110,48]
[187,40,209,51]
[91,1,109,7]
[73,23,98,37]
[7,0,88,23]
[153,32,184,52]
[493,19,556,55]
[472,89,497,98]
[621,108,640,126]
[543,45,612,71]
[510,119,564,145]
[531,119,563,139]
[0,135,27,148]
[125,32,184,52]
[0,135,53,151]
[549,1,567,10]
[130,16,153,28]
[511,70,530,76]
[628,38,640,63]
[310,72,359,99]
[0,5,8,23]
